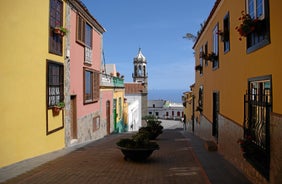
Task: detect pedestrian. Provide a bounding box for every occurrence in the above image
[182,115,186,131]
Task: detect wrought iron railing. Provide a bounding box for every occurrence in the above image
[244,92,271,180]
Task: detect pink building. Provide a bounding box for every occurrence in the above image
[65,0,106,146]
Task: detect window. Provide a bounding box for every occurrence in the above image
[84,68,99,103]
[47,61,64,107]
[246,0,269,52]
[77,15,93,47]
[244,75,271,179]
[85,23,92,48]
[223,12,230,53]
[119,97,122,120]
[199,47,203,75]
[197,86,203,112]
[77,15,93,65]
[204,43,208,66]
[49,0,63,55]
[212,24,219,69]
[247,0,265,19]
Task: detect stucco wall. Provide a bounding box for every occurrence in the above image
[0,1,65,167]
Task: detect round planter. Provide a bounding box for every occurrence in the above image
[117,146,159,161]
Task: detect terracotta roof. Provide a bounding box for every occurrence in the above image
[69,0,106,33]
[124,83,145,94]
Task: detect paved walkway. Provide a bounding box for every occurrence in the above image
[0,120,251,184]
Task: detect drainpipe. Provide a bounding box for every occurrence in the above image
[192,95,195,133]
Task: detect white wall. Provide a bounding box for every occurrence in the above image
[126,94,142,131]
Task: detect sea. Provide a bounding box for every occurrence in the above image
[148,89,186,103]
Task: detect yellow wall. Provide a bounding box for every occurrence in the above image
[0,0,65,167]
[113,89,125,122]
[183,91,193,123]
[123,101,129,127]
[194,0,282,125]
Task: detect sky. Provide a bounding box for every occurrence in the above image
[81,0,215,90]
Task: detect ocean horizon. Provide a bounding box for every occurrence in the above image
[148,89,186,103]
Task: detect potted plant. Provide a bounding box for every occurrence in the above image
[52,102,65,116]
[216,30,225,42]
[116,131,159,161]
[116,72,120,77]
[53,26,68,37]
[235,11,262,40]
[206,52,218,62]
[195,64,203,72]
[199,51,208,60]
[237,135,252,153]
[139,120,163,140]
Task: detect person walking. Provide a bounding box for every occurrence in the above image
[182,115,186,131]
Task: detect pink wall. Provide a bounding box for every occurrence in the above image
[70,10,102,118]
[100,90,113,120]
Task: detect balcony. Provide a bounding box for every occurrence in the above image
[113,77,124,88]
[100,73,124,88]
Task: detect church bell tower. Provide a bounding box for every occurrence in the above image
[132,48,148,91]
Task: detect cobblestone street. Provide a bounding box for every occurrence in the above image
[1,120,251,184]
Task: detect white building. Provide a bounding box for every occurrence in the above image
[126,100,140,132]
[148,100,184,120]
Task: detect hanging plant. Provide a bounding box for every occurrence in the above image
[206,52,218,62]
[199,51,208,60]
[235,11,262,40]
[216,30,225,42]
[195,64,203,72]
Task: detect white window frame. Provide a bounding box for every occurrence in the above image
[84,46,92,64]
[246,0,265,20]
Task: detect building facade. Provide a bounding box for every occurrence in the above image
[148,100,184,120]
[191,0,282,183]
[0,0,111,168]
[0,0,67,167]
[65,0,106,146]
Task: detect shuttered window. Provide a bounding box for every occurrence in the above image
[84,68,99,104]
[76,15,92,48]
[77,15,85,44]
[49,0,63,55]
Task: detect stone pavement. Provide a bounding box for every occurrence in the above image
[0,120,251,184]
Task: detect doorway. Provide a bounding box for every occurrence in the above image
[212,92,219,141]
[106,100,111,135]
[70,95,77,139]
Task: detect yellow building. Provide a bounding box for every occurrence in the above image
[192,0,282,183]
[113,88,126,132]
[0,0,67,167]
[182,87,194,131]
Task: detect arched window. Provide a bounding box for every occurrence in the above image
[138,65,142,76]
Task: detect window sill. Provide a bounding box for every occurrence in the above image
[84,99,99,105]
[247,39,270,54]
